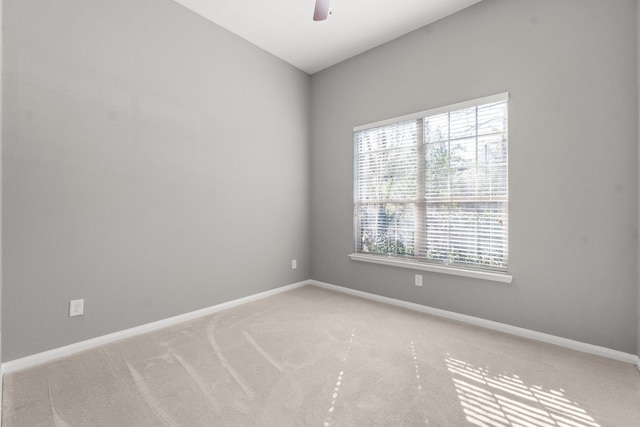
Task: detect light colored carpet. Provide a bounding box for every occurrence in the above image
[3,285,640,426]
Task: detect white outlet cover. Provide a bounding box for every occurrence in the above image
[415,274,423,286]
[292,259,297,269]
[69,299,84,317]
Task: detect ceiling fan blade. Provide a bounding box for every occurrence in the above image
[313,0,331,21]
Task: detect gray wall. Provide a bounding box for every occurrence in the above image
[0,0,3,370]
[2,0,310,361]
[310,0,639,353]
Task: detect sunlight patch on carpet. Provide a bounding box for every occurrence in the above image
[446,355,601,427]
[324,329,356,426]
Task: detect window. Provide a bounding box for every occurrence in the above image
[352,93,509,281]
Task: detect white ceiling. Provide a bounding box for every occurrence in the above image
[172,0,483,74]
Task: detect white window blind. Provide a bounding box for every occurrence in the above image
[354,93,509,273]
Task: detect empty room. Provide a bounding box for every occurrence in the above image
[1,0,640,425]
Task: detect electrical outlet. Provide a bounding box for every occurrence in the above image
[415,274,423,287]
[292,259,297,270]
[69,299,84,317]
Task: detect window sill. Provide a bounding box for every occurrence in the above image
[348,253,513,283]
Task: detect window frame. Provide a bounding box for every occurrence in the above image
[350,93,512,283]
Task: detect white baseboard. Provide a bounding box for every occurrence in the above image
[309,280,639,366]
[2,281,308,374]
[0,351,3,426]
[3,279,638,375]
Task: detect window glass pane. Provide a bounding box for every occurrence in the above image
[426,202,507,269]
[358,203,416,256]
[356,146,417,200]
[449,137,476,169]
[477,135,508,198]
[449,107,477,140]
[477,102,507,137]
[356,120,418,153]
[424,113,449,143]
[425,141,449,199]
